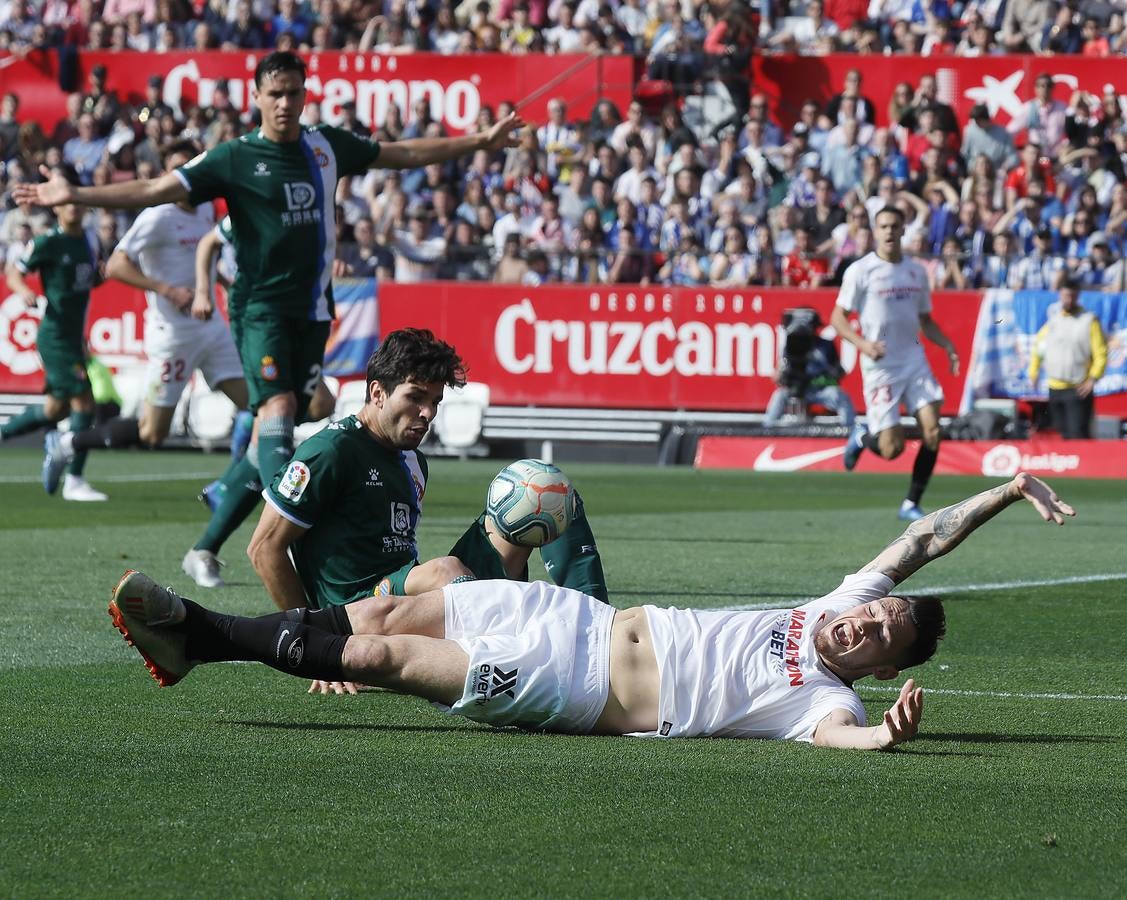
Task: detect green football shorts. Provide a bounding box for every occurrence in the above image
[231,311,330,417]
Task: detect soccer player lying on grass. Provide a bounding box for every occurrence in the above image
[109,473,1074,749]
[243,328,607,694]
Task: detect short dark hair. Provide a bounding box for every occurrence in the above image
[254,51,306,88]
[161,138,200,166]
[875,205,906,224]
[898,595,946,669]
[365,328,467,397]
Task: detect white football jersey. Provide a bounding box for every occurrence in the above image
[638,572,895,742]
[114,202,215,325]
[836,252,932,374]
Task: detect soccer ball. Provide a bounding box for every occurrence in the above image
[486,459,575,547]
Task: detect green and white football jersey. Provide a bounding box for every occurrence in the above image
[175,125,381,321]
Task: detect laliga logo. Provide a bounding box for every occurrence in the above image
[981,444,1022,477]
[0,294,44,376]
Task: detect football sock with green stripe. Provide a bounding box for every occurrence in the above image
[67,410,94,476]
[256,415,294,485]
[193,456,262,554]
[540,492,609,603]
[0,404,51,439]
[183,600,347,680]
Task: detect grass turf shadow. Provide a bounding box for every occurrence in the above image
[923,732,1117,745]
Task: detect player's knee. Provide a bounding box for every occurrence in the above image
[343,635,394,678]
[349,595,398,634]
[921,428,941,451]
[882,438,905,459]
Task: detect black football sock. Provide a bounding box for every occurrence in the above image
[71,416,142,452]
[182,600,347,680]
[861,432,879,452]
[906,445,939,505]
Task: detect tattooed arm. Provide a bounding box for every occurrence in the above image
[858,473,1076,586]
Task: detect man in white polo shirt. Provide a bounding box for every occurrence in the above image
[109,472,1074,751]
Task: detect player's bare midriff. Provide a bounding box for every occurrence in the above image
[592,607,660,735]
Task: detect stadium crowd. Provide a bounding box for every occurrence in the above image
[3,0,1127,289]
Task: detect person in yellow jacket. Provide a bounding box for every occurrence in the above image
[1028,278,1108,439]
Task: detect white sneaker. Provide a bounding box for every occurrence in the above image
[62,474,108,502]
[181,548,225,588]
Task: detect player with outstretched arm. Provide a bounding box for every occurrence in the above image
[109,473,1074,749]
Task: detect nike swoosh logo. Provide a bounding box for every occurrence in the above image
[753,444,845,472]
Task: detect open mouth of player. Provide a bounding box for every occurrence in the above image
[834,623,852,648]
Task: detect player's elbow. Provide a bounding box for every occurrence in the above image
[105,253,129,281]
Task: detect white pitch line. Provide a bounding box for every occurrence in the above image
[859,685,1127,703]
[725,572,1127,611]
[0,471,218,484]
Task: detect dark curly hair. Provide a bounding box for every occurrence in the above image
[365,328,467,397]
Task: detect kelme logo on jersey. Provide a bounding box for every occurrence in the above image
[261,355,278,380]
[253,162,270,176]
[278,461,311,501]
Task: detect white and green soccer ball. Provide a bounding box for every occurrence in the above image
[486,458,575,547]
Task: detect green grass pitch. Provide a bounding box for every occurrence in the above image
[1,448,1125,897]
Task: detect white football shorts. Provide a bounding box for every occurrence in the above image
[143,315,243,408]
[440,579,614,733]
[861,361,944,435]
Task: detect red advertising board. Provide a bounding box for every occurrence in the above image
[752,54,1127,130]
[0,283,149,393]
[695,435,1127,479]
[2,50,635,137]
[378,283,980,413]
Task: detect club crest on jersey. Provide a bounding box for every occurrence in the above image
[261,355,278,380]
[278,461,311,501]
[391,501,411,535]
[312,146,331,169]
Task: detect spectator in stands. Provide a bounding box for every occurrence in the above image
[825,69,875,125]
[610,100,658,158]
[1028,278,1107,439]
[391,209,446,283]
[928,236,967,290]
[829,204,871,261]
[493,232,529,284]
[528,194,574,254]
[977,231,1016,288]
[538,99,582,180]
[702,3,756,121]
[1001,0,1052,52]
[604,226,653,284]
[438,220,490,281]
[658,230,708,285]
[63,114,108,186]
[614,143,660,204]
[904,74,959,138]
[1040,3,1082,54]
[1007,74,1067,154]
[830,223,872,286]
[708,224,754,286]
[961,105,1016,173]
[1008,225,1064,290]
[338,216,393,279]
[0,93,19,161]
[781,226,829,288]
[545,2,582,52]
[769,0,839,54]
[1004,141,1055,209]
[801,177,846,255]
[821,119,867,196]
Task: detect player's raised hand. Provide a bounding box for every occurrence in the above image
[873,678,923,749]
[482,111,526,152]
[1013,472,1076,525]
[12,165,75,208]
[308,679,361,695]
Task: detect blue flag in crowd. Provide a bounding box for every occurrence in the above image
[324,278,380,378]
